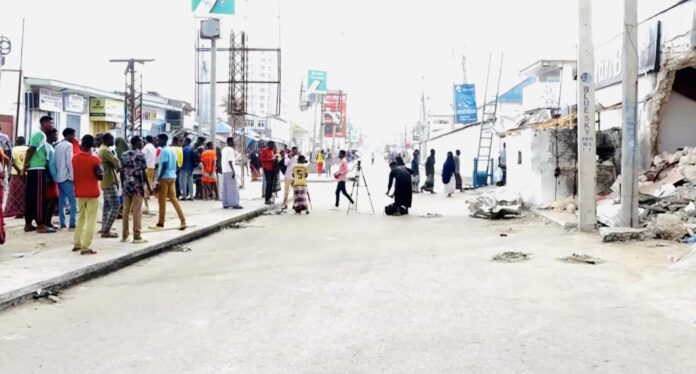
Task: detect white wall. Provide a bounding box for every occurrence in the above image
[659,92,696,153]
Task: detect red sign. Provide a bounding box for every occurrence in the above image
[0,115,14,140]
[322,91,347,138]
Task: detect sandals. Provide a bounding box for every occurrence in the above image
[80,248,97,256]
[101,232,119,238]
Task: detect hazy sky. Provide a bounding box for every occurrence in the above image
[0,0,679,142]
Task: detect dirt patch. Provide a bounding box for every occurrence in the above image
[492,252,531,263]
[559,253,604,265]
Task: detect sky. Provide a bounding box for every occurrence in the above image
[0,0,681,143]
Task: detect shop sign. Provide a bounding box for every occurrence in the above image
[90,97,124,122]
[63,94,86,114]
[39,88,63,112]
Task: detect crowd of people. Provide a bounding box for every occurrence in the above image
[0,116,246,254]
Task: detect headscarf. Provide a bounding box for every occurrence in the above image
[395,156,405,166]
[115,137,129,159]
[442,152,456,184]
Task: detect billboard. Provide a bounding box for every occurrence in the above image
[307,70,328,94]
[454,84,477,124]
[322,91,347,138]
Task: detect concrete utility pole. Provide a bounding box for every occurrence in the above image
[577,0,598,231]
[621,0,640,227]
[210,36,218,140]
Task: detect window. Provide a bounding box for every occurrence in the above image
[66,114,81,137]
[245,119,254,128]
[517,151,522,165]
[260,88,265,93]
[258,120,267,128]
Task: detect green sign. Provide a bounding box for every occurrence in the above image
[307,70,328,94]
[192,0,235,15]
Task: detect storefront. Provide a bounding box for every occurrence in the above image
[89,97,124,135]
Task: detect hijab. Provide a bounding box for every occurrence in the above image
[442,152,456,184]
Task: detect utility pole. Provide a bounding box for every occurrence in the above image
[210,36,218,140]
[109,58,154,138]
[577,0,597,231]
[621,0,640,227]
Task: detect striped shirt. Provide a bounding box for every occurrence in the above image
[54,140,74,183]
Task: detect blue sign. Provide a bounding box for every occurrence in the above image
[192,0,235,15]
[307,70,328,94]
[454,84,477,124]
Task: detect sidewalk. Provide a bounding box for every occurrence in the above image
[0,187,272,311]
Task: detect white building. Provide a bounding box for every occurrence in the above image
[246,52,278,131]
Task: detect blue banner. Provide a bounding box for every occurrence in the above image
[454,84,477,124]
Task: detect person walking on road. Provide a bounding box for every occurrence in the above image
[221,137,243,209]
[72,135,103,255]
[22,116,55,233]
[411,149,421,193]
[97,133,120,238]
[316,150,325,176]
[292,155,310,214]
[54,128,77,230]
[120,136,150,244]
[151,134,187,231]
[334,150,354,208]
[454,149,463,192]
[260,141,277,205]
[442,152,457,198]
[6,136,28,218]
[420,149,436,194]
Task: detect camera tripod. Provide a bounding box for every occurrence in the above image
[347,161,375,215]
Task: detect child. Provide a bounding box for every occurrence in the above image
[291,155,310,214]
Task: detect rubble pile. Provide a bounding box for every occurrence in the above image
[638,148,696,241]
[468,190,522,219]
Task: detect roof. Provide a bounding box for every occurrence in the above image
[25,77,182,112]
[519,60,576,77]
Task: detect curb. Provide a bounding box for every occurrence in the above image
[0,205,275,312]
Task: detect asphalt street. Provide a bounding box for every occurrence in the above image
[1,162,695,374]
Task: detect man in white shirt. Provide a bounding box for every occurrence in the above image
[282,147,299,208]
[142,136,157,214]
[221,137,243,209]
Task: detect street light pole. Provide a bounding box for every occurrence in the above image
[621,0,640,227]
[210,36,217,141]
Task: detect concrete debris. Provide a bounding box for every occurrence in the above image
[632,147,696,241]
[172,245,192,253]
[419,213,443,219]
[47,295,62,304]
[559,253,604,265]
[33,289,60,301]
[468,190,522,219]
[599,227,646,242]
[492,251,530,263]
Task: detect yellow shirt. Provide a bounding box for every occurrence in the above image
[11,145,28,175]
[292,164,308,187]
[316,154,324,163]
[173,146,184,168]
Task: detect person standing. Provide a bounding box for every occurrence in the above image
[72,135,102,255]
[420,149,436,194]
[193,137,206,199]
[315,150,325,176]
[120,136,150,244]
[97,133,120,238]
[142,135,157,214]
[0,146,7,244]
[334,150,354,208]
[442,152,456,198]
[411,149,421,193]
[324,151,334,178]
[54,128,77,230]
[180,137,195,200]
[291,155,310,214]
[171,136,183,199]
[221,137,243,209]
[249,149,262,181]
[260,141,277,205]
[282,147,298,208]
[43,129,60,230]
[151,134,186,230]
[454,149,463,192]
[22,116,54,233]
[386,161,413,215]
[6,136,28,218]
[200,142,218,200]
[498,142,507,186]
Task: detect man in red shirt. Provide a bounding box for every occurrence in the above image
[259,141,277,205]
[72,135,103,255]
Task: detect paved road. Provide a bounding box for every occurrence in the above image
[1,163,695,373]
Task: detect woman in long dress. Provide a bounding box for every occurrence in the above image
[292,155,310,214]
[315,151,324,176]
[200,142,218,200]
[442,152,456,198]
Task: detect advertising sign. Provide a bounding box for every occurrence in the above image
[454,84,477,124]
[63,94,86,114]
[322,91,347,138]
[307,70,328,94]
[594,20,660,89]
[90,98,124,122]
[192,0,235,16]
[39,88,63,113]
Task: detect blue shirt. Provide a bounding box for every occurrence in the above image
[157,146,177,180]
[182,145,195,172]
